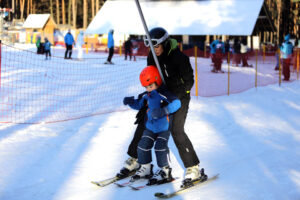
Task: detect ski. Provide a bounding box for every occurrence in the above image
[91,171,136,188]
[154,173,219,199]
[129,177,180,191]
[114,177,147,188]
[91,177,119,187]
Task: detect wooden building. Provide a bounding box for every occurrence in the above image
[23,14,57,44]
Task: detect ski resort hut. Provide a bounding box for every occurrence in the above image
[23,14,57,44]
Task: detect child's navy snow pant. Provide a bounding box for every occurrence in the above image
[137,129,170,168]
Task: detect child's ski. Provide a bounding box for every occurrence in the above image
[154,173,219,199]
[91,177,120,187]
[114,178,147,188]
[91,171,136,188]
[129,177,180,191]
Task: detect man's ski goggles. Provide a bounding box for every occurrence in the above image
[144,32,169,47]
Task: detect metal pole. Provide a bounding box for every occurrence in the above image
[134,0,165,84]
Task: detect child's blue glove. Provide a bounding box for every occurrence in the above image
[151,107,169,119]
[123,96,134,105]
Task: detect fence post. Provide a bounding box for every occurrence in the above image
[278,48,282,86]
[204,41,206,58]
[119,40,122,56]
[0,40,1,91]
[85,37,89,54]
[227,52,230,96]
[263,44,265,63]
[297,49,299,80]
[194,46,198,97]
[255,49,258,89]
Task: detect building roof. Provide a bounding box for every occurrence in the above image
[23,14,52,29]
[86,0,264,36]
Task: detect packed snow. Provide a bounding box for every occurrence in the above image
[0,45,300,200]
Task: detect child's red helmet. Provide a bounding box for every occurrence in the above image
[140,65,162,87]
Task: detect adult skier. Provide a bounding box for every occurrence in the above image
[64,29,75,59]
[117,27,202,185]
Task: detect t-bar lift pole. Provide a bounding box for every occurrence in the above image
[134,0,166,84]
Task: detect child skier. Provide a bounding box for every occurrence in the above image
[123,65,181,185]
[44,38,52,60]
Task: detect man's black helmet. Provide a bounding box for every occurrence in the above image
[144,27,169,47]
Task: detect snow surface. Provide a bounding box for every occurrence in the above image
[1,45,300,200]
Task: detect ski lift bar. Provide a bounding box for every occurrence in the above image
[134,0,166,85]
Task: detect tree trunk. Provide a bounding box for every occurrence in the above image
[96,0,99,14]
[50,0,53,18]
[72,0,77,29]
[56,0,60,24]
[20,0,25,21]
[91,0,95,19]
[27,0,30,17]
[62,0,66,25]
[30,0,33,14]
[68,0,72,25]
[83,0,87,28]
[32,0,36,14]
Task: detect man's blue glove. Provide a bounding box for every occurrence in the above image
[123,96,134,105]
[151,107,169,119]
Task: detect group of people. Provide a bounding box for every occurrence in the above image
[35,29,85,60]
[36,36,52,60]
[104,30,140,64]
[119,27,203,186]
[35,29,141,64]
[209,37,253,73]
[63,29,85,60]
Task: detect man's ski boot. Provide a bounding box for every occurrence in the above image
[181,165,207,187]
[116,157,140,179]
[131,163,153,181]
[147,166,173,185]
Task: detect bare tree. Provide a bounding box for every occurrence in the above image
[26,0,30,16]
[68,0,71,25]
[83,0,88,28]
[20,0,25,20]
[96,0,99,14]
[72,0,77,28]
[50,0,53,18]
[62,0,66,25]
[56,0,60,24]
[92,0,95,19]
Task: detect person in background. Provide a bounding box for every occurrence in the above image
[224,39,230,64]
[240,38,252,67]
[36,36,44,54]
[124,37,133,60]
[44,38,52,60]
[132,41,139,61]
[233,38,241,67]
[210,39,217,67]
[105,29,115,64]
[123,66,181,185]
[64,29,75,59]
[280,34,294,81]
[117,27,203,186]
[76,30,85,60]
[211,37,224,73]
